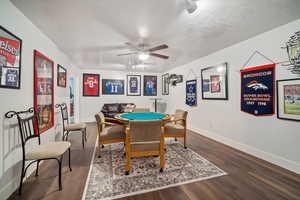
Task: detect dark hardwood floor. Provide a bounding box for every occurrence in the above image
[8,123,300,200]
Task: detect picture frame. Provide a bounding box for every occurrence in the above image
[102,79,125,95]
[277,78,300,121]
[57,64,67,87]
[186,79,197,106]
[83,73,100,97]
[0,26,22,89]
[201,62,228,100]
[127,75,141,96]
[162,73,169,95]
[143,75,157,96]
[33,50,54,133]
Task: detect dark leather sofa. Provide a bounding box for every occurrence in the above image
[101,103,135,118]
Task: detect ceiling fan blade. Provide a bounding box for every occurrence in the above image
[150,53,169,59]
[125,42,140,51]
[117,52,137,56]
[148,44,168,52]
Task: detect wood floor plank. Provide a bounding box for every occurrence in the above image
[7,123,300,200]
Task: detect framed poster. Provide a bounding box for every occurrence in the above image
[0,26,22,89]
[201,63,228,100]
[144,75,157,96]
[162,73,169,95]
[34,50,54,133]
[277,78,300,121]
[127,75,141,96]
[102,79,124,95]
[69,77,75,123]
[57,64,66,87]
[83,73,100,96]
[241,64,275,116]
[186,79,197,106]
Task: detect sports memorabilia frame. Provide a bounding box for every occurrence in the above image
[143,75,157,96]
[0,26,22,89]
[277,78,300,121]
[127,75,141,96]
[57,64,67,87]
[33,50,54,133]
[83,73,100,96]
[201,62,228,100]
[162,73,169,95]
[102,79,124,95]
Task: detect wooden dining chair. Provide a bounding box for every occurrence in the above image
[56,103,87,148]
[5,108,72,195]
[95,112,125,158]
[125,120,165,175]
[164,109,188,148]
[133,108,150,112]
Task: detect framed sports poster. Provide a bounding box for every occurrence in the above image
[127,75,141,96]
[144,75,157,96]
[240,64,275,116]
[186,79,197,106]
[162,73,169,95]
[201,63,228,100]
[277,78,300,121]
[57,64,66,87]
[0,26,22,89]
[102,79,124,95]
[34,50,54,133]
[83,73,100,96]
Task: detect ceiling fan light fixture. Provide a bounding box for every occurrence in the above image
[185,0,198,14]
[138,52,150,61]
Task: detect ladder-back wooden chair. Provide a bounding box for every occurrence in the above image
[5,108,72,195]
[164,109,188,148]
[125,119,165,175]
[95,112,125,158]
[56,103,87,148]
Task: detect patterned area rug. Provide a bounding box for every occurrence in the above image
[84,141,227,200]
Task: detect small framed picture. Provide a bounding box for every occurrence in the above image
[0,26,22,89]
[127,75,141,96]
[102,79,124,95]
[144,75,157,96]
[83,73,100,96]
[162,73,169,95]
[57,64,67,87]
[277,78,300,121]
[201,63,228,100]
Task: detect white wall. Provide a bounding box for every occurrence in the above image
[0,0,81,198]
[79,69,163,122]
[165,19,300,174]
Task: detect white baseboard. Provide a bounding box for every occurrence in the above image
[189,126,300,174]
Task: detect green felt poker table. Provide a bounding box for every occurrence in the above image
[115,112,170,122]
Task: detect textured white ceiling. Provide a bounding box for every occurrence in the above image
[11,0,300,72]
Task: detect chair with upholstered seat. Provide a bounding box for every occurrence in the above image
[5,108,72,195]
[56,103,87,148]
[164,109,188,148]
[125,120,164,175]
[133,108,150,112]
[95,112,125,158]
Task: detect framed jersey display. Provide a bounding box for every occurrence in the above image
[144,75,157,96]
[127,75,141,96]
[33,50,54,133]
[102,79,124,95]
[57,64,67,87]
[186,79,197,106]
[83,73,100,96]
[0,26,22,89]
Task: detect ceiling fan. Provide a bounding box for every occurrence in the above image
[117,42,169,60]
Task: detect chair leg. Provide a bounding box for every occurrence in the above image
[18,160,25,195]
[58,157,62,190]
[84,128,87,142]
[184,133,187,149]
[35,160,40,176]
[81,129,85,149]
[68,148,72,171]
[175,137,178,141]
[98,142,102,158]
[125,147,130,175]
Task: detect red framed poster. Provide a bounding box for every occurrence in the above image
[83,73,100,96]
[34,50,54,133]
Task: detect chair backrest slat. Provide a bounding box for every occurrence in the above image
[129,120,161,144]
